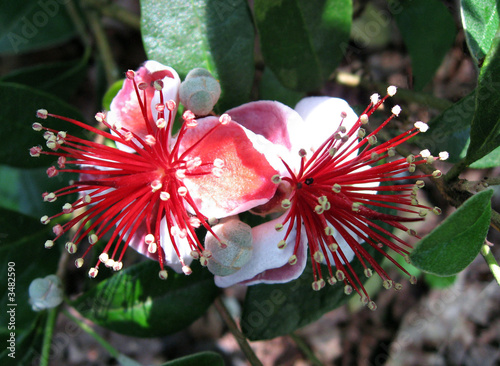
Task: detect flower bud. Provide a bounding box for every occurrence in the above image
[204,219,253,276]
[179,68,221,116]
[28,275,63,311]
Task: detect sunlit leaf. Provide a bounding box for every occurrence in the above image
[254,0,352,92]
[72,261,219,337]
[461,0,500,65]
[410,189,493,276]
[465,28,500,164]
[141,0,254,110]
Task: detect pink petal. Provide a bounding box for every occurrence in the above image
[181,117,279,218]
[214,217,308,287]
[107,61,180,140]
[226,101,304,151]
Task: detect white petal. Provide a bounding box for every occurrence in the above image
[214,216,307,287]
[294,97,358,153]
[159,216,193,273]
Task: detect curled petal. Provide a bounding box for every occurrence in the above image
[107,61,180,141]
[214,218,308,287]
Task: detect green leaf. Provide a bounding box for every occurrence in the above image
[160,351,224,366]
[0,0,76,54]
[102,79,125,111]
[410,189,494,276]
[461,0,500,65]
[416,91,475,163]
[0,208,59,337]
[72,261,219,337]
[0,314,46,366]
[242,249,383,340]
[0,165,76,218]
[416,88,500,168]
[141,0,254,110]
[254,0,352,92]
[259,68,305,108]
[393,0,456,91]
[0,54,89,100]
[0,82,86,168]
[465,27,500,164]
[469,145,500,168]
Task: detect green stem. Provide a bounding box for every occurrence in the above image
[62,308,119,358]
[290,333,324,366]
[84,0,140,29]
[444,158,469,183]
[40,307,59,366]
[214,297,263,366]
[481,244,500,287]
[85,8,120,86]
[64,0,92,46]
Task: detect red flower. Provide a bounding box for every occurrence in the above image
[32,61,278,279]
[210,88,447,309]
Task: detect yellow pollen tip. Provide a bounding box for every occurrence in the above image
[313,251,324,263]
[159,270,168,280]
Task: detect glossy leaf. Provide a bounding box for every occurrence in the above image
[102,79,125,111]
[0,208,59,337]
[0,82,86,168]
[469,146,500,168]
[410,189,493,276]
[160,352,224,366]
[417,91,475,163]
[254,0,352,92]
[416,88,500,168]
[72,261,219,337]
[393,0,456,91]
[461,0,500,65]
[141,0,254,110]
[0,0,76,54]
[466,28,500,164]
[0,165,76,218]
[259,68,305,108]
[242,249,383,340]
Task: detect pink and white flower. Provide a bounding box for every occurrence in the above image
[211,88,447,309]
[32,61,278,278]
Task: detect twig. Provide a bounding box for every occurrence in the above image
[214,297,263,366]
